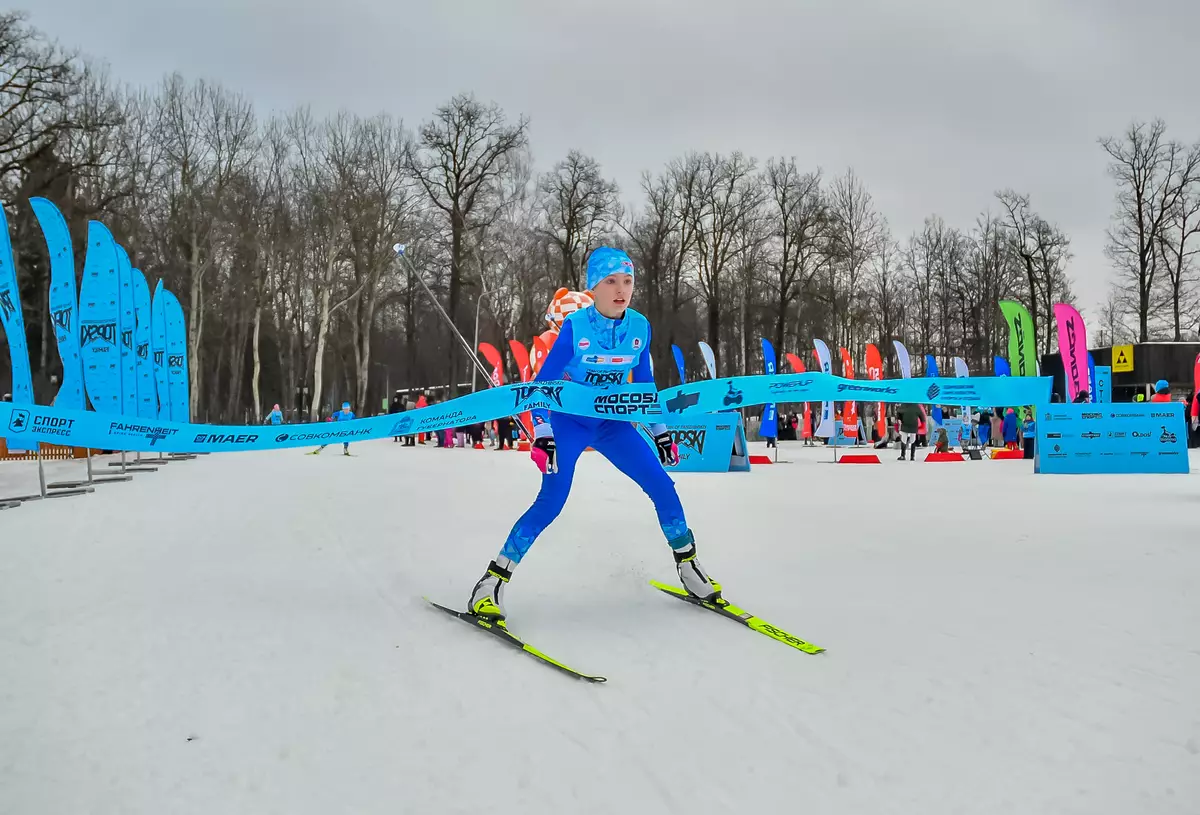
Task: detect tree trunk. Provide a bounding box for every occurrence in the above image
[251,301,263,422]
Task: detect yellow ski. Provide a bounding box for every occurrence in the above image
[425,599,607,683]
[649,580,825,655]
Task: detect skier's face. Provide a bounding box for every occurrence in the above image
[592,273,634,318]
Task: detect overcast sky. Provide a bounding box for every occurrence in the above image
[30,0,1200,317]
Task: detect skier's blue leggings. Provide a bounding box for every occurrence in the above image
[500,414,692,564]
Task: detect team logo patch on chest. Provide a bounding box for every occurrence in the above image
[577,337,590,350]
[632,337,642,350]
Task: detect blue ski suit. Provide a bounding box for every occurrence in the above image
[499,306,691,564]
[320,408,356,450]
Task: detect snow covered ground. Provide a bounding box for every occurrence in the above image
[2,439,1198,814]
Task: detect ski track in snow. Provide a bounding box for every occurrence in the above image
[2,441,1199,814]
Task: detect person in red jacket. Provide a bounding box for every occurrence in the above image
[1150,379,1172,403]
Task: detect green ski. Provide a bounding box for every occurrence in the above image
[650,580,825,655]
[425,598,607,683]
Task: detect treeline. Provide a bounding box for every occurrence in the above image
[0,11,1118,422]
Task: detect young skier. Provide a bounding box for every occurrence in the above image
[466,246,720,621]
[310,402,355,456]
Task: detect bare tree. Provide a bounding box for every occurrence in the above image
[406,93,528,395]
[1153,140,1200,340]
[762,158,827,359]
[1100,120,1192,341]
[539,150,619,289]
[0,12,75,185]
[691,151,761,371]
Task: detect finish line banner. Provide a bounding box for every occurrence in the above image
[1,372,1053,455]
[659,373,1052,418]
[1035,403,1189,474]
[0,381,663,454]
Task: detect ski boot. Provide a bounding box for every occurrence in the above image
[673,542,722,602]
[468,559,512,622]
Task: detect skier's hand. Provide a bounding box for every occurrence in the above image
[654,431,679,466]
[532,436,557,474]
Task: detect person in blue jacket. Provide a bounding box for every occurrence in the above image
[265,404,283,425]
[310,402,355,456]
[466,247,719,622]
[1002,407,1019,450]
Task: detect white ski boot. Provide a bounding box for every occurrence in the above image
[673,543,722,602]
[468,558,512,621]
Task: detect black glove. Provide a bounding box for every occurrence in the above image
[532,435,557,474]
[654,431,679,466]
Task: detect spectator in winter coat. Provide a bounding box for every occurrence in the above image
[896,404,922,461]
[1022,416,1036,459]
[977,407,992,447]
[1002,408,1019,450]
[1150,380,1172,403]
[390,390,405,442]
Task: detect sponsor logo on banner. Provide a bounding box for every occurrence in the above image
[137,343,149,359]
[671,428,707,455]
[1151,411,1174,419]
[108,420,180,446]
[168,354,184,368]
[21,415,77,438]
[193,433,260,445]
[1132,430,1151,438]
[768,379,813,393]
[51,307,72,333]
[582,354,633,365]
[1159,426,1177,443]
[1081,412,1102,420]
[389,415,414,435]
[121,329,133,350]
[926,383,940,400]
[154,350,164,366]
[287,429,371,441]
[594,392,661,416]
[1081,431,1100,440]
[418,410,465,428]
[584,370,626,386]
[513,385,565,411]
[7,409,30,433]
[82,321,117,348]
[837,382,900,396]
[723,383,744,406]
[1108,431,1126,439]
[1013,317,1028,375]
[275,433,290,442]
[666,390,701,414]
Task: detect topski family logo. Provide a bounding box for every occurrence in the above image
[390,415,414,435]
[513,385,565,410]
[82,321,117,347]
[723,382,744,406]
[1159,426,1177,444]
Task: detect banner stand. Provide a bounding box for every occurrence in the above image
[105,450,157,473]
[49,449,132,489]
